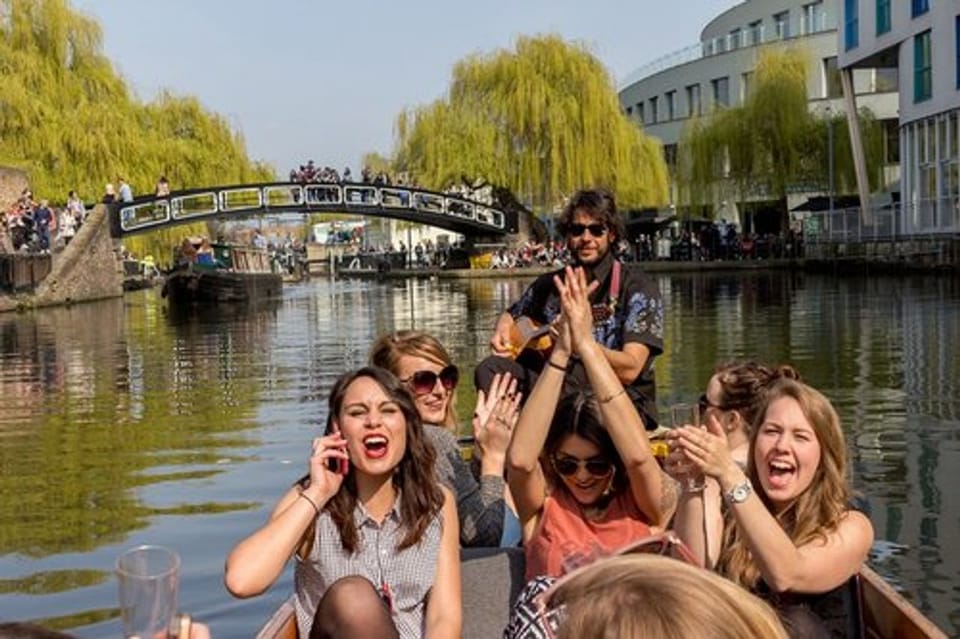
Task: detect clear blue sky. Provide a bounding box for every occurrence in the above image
[75,0,739,175]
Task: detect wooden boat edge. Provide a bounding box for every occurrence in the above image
[859,565,947,639]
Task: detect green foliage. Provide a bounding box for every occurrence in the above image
[0,0,275,259]
[677,48,884,219]
[393,34,668,211]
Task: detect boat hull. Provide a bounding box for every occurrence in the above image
[162,268,282,305]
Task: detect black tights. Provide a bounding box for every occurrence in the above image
[309,576,399,639]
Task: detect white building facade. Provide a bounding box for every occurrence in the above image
[839,0,960,235]
[619,0,899,230]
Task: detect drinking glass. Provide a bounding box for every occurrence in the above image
[116,545,180,639]
[670,402,705,492]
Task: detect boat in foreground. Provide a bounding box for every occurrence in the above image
[161,243,282,305]
[254,556,947,639]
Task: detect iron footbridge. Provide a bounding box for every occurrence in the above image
[110,181,516,239]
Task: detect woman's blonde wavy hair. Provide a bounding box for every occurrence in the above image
[718,378,853,589]
[554,554,789,639]
[369,330,459,432]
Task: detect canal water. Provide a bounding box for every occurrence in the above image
[0,271,957,637]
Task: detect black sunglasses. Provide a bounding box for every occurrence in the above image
[402,365,459,395]
[552,455,613,478]
[567,223,606,238]
[698,393,725,413]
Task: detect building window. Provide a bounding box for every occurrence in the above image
[774,11,790,39]
[801,2,824,34]
[625,106,633,118]
[686,84,701,117]
[876,0,891,35]
[823,57,843,98]
[714,36,727,54]
[663,144,678,168]
[712,77,730,107]
[876,67,899,93]
[636,102,644,124]
[911,0,929,18]
[741,71,754,100]
[914,30,932,103]
[882,119,900,164]
[729,28,742,50]
[650,96,659,124]
[844,0,859,50]
[748,20,763,45]
[665,91,676,120]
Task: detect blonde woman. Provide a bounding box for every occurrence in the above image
[370,330,520,547]
[542,554,789,639]
[669,378,874,637]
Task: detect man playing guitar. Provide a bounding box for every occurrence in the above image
[476,187,665,429]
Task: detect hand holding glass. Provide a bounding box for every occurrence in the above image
[670,403,706,492]
[116,545,180,639]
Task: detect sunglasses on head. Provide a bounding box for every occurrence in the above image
[567,223,606,238]
[552,455,613,478]
[533,531,699,638]
[402,364,459,395]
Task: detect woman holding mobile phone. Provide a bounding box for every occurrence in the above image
[224,367,461,639]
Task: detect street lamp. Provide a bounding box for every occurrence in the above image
[826,105,835,214]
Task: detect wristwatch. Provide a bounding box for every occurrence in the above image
[725,478,753,504]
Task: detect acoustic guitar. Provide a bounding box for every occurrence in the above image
[506,316,554,360]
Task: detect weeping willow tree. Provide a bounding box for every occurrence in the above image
[393,34,668,213]
[0,0,275,259]
[678,47,883,229]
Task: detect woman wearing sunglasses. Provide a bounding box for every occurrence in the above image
[225,367,460,639]
[507,265,674,583]
[699,361,801,469]
[370,330,520,547]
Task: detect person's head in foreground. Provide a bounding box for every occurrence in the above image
[542,554,789,639]
[543,390,627,508]
[369,330,459,431]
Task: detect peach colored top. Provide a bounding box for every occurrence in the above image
[524,488,652,580]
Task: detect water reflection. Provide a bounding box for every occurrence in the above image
[0,272,956,636]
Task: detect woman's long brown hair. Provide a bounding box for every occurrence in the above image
[301,366,443,554]
[718,379,853,589]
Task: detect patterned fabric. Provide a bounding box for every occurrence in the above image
[293,494,443,639]
[425,425,505,547]
[506,253,664,423]
[502,575,556,639]
[524,489,652,581]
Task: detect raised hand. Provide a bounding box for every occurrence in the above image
[553,266,599,354]
[666,414,734,480]
[473,372,521,462]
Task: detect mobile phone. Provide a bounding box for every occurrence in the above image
[326,454,348,474]
[325,421,349,474]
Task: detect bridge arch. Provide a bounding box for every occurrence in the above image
[110,181,517,241]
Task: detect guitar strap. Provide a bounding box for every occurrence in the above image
[610,259,621,304]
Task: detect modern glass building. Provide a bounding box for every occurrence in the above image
[839,0,960,235]
[618,0,899,231]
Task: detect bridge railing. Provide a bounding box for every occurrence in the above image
[118,182,507,235]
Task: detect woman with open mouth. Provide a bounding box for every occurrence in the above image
[224,367,461,639]
[668,378,874,638]
[503,265,675,638]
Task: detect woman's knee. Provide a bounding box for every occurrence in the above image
[311,576,396,639]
